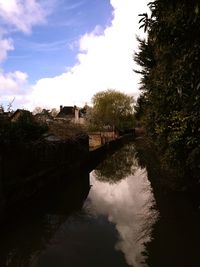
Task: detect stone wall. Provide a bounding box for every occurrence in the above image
[88,133,134,172]
[0,134,89,218]
[89,131,117,149]
[0,132,135,220]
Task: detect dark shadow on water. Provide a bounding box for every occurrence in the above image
[134,138,200,267]
[35,214,126,267]
[0,170,90,267]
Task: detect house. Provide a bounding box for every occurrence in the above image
[10,109,32,122]
[56,105,77,123]
[56,105,86,124]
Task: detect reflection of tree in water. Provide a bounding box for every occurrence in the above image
[95,143,138,183]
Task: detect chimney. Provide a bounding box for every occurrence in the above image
[75,108,79,122]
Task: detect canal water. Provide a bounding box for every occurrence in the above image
[0,141,199,267]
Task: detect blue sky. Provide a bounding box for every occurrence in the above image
[3,0,113,83]
[0,0,148,110]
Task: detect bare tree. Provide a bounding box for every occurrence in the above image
[32,107,43,115]
[7,98,15,112]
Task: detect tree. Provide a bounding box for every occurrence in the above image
[50,108,58,117]
[0,111,48,143]
[91,89,135,131]
[32,107,43,115]
[134,0,200,188]
[7,98,15,112]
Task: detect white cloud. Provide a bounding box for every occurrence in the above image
[0,0,51,33]
[0,37,14,62]
[0,0,54,108]
[0,70,29,107]
[27,0,149,110]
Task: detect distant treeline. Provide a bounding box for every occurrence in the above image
[134,0,200,190]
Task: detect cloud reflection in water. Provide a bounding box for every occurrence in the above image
[86,167,158,267]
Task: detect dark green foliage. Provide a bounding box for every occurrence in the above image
[95,143,138,183]
[135,0,200,188]
[0,112,48,144]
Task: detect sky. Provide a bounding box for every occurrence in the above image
[0,0,149,111]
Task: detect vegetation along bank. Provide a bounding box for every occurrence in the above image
[134,0,200,202]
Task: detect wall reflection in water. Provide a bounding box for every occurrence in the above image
[85,144,159,267]
[0,172,90,267]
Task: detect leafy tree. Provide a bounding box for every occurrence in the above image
[134,0,200,189]
[91,89,135,131]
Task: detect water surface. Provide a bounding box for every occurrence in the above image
[0,142,159,267]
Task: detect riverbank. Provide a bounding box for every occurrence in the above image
[134,137,200,209]
[88,133,135,172]
[0,132,135,221]
[0,134,89,220]
[134,137,200,266]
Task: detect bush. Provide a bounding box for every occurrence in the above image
[0,112,48,144]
